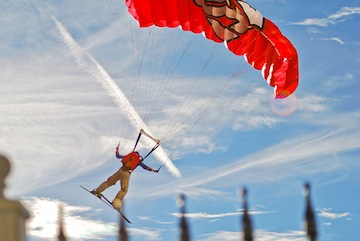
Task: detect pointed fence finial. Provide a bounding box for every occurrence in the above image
[241,187,253,241]
[57,204,67,241]
[178,194,190,241]
[304,182,317,241]
[118,202,128,241]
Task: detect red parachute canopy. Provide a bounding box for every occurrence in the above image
[125,0,299,98]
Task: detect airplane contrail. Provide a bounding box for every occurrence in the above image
[53,17,181,177]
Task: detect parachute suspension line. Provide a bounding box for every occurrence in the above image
[118,19,141,144]
[143,30,163,121]
[142,34,197,125]
[162,44,225,143]
[167,65,239,158]
[126,26,267,157]
[133,29,156,123]
[139,28,168,122]
[229,35,257,78]
[127,26,214,154]
[169,49,260,143]
[120,23,157,143]
[162,38,265,156]
[160,43,222,141]
[118,23,159,147]
[147,36,196,124]
[230,53,252,79]
[141,31,173,123]
[129,26,191,127]
[193,42,269,129]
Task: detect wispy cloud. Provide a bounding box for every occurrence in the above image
[22,196,163,241]
[291,7,360,27]
[23,197,117,240]
[311,36,360,46]
[139,110,360,199]
[324,73,355,89]
[127,227,163,241]
[318,208,350,220]
[170,209,272,221]
[198,230,306,241]
[137,216,174,225]
[320,37,346,45]
[171,211,241,220]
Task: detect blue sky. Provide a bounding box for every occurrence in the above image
[1,0,359,240]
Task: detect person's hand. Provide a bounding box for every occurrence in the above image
[153,165,162,173]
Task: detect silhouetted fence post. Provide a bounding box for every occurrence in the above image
[178,194,190,241]
[119,203,129,241]
[304,182,317,241]
[241,187,253,241]
[0,155,30,241]
[57,204,67,241]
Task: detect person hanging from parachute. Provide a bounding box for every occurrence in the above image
[91,129,161,210]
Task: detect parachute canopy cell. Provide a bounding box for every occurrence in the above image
[125,0,299,98]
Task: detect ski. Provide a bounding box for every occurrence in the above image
[80,185,132,224]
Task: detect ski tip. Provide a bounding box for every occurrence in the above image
[123,216,132,224]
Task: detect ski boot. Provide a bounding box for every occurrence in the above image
[112,198,122,210]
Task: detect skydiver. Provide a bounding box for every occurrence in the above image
[91,144,159,210]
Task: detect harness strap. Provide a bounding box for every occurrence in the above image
[143,142,160,160]
[132,131,142,152]
[132,129,161,160]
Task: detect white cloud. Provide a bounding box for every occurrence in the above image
[128,227,163,241]
[22,197,117,240]
[172,187,227,199]
[297,95,328,112]
[320,37,346,45]
[22,196,163,241]
[171,211,241,220]
[137,216,173,225]
[171,209,273,221]
[254,230,306,241]
[324,73,355,89]
[291,7,360,27]
[198,231,242,241]
[318,208,350,220]
[140,111,360,199]
[21,195,306,241]
[198,230,306,241]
